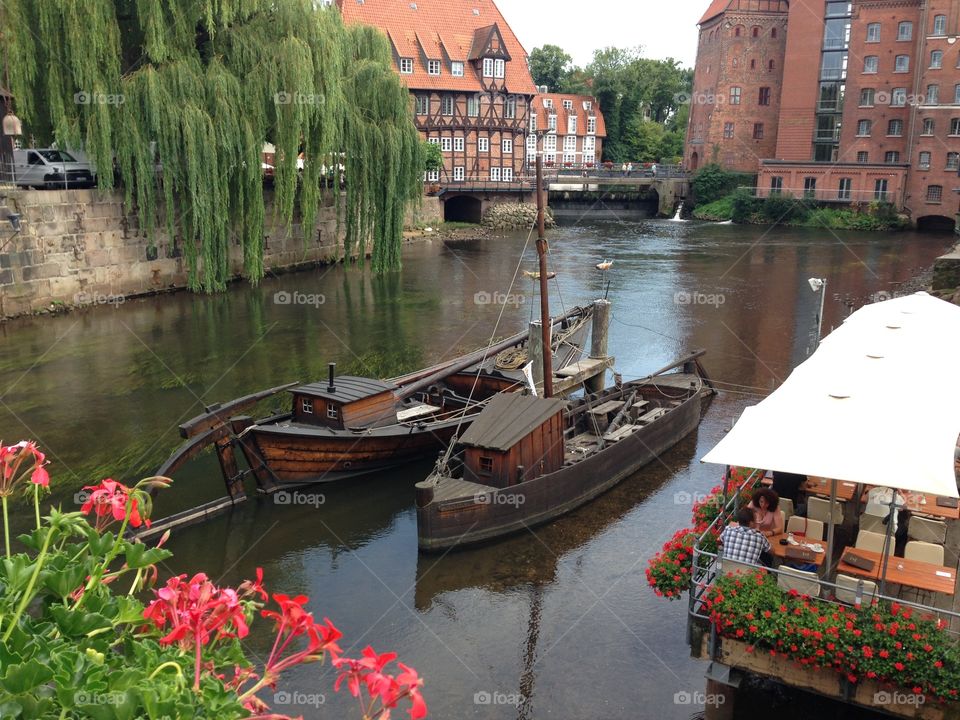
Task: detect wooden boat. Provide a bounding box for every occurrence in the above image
[157,305,595,497]
[414,352,714,551]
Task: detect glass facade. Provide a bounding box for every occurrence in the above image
[814,3,851,161]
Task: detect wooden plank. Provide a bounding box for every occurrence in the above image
[603,424,638,442]
[397,404,441,422]
[550,356,616,395]
[837,545,957,594]
[637,407,667,424]
[587,400,625,416]
[556,357,609,378]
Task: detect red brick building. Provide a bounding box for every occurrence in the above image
[337,0,537,185]
[685,0,789,172]
[529,93,606,170]
[690,0,960,228]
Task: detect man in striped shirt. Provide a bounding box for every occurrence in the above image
[720,507,770,565]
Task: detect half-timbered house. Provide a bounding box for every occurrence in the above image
[529,93,607,170]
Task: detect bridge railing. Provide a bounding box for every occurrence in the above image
[747,186,893,204]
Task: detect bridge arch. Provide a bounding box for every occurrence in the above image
[444,194,483,224]
[916,214,955,232]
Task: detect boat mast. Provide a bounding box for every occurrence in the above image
[535,149,554,397]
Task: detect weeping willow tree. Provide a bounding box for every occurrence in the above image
[2,0,423,290]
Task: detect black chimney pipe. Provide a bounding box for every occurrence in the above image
[327,362,336,393]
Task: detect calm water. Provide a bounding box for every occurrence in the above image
[0,217,953,718]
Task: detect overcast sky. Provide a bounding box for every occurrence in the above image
[496,0,702,68]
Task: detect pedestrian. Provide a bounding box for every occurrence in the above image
[621,162,627,176]
[651,163,658,176]
[626,162,633,176]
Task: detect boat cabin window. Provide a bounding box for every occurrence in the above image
[479,456,493,473]
[327,405,339,420]
[302,398,313,414]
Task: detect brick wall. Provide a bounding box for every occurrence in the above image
[0,189,441,319]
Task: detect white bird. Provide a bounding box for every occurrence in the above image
[596,259,613,271]
[523,270,556,280]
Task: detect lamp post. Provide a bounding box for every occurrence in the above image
[808,277,827,346]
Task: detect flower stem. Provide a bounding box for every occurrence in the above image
[1,496,9,559]
[2,525,53,643]
[33,484,40,531]
[148,660,185,682]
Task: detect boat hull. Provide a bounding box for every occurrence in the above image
[415,377,706,551]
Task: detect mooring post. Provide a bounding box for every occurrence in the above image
[704,679,736,720]
[529,320,544,391]
[586,298,611,394]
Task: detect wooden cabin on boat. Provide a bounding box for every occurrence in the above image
[291,375,398,430]
[457,394,566,486]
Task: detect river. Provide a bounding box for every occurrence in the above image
[0,216,953,718]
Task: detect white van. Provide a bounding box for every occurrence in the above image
[13,148,97,189]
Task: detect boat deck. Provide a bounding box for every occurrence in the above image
[434,477,496,503]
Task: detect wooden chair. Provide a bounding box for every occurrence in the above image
[786,515,824,541]
[777,566,821,596]
[908,516,947,545]
[904,541,945,565]
[779,497,794,527]
[858,512,886,534]
[856,530,895,555]
[833,573,878,606]
[808,496,844,525]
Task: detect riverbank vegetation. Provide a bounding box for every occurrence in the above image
[0,440,428,718]
[4,0,423,291]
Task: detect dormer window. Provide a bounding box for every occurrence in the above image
[563,99,573,110]
[483,58,495,77]
[399,58,413,74]
[494,59,505,78]
[543,98,553,109]
[327,405,339,420]
[587,117,596,135]
[583,100,592,111]
[302,398,314,414]
[427,59,441,76]
[547,114,557,131]
[567,115,577,134]
[451,61,464,76]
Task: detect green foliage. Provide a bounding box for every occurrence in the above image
[691,163,754,205]
[5,0,423,291]
[692,195,735,221]
[761,193,808,223]
[731,188,762,224]
[422,141,444,173]
[528,44,573,92]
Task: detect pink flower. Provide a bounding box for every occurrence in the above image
[334,647,428,719]
[81,478,149,529]
[0,440,49,494]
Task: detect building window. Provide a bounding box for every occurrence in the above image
[954,85,960,104]
[857,151,869,163]
[930,50,943,69]
[859,88,875,106]
[752,26,760,37]
[894,55,909,73]
[562,135,576,152]
[562,152,576,164]
[730,86,741,105]
[530,113,537,132]
[927,85,940,105]
[732,57,739,68]
[543,134,556,151]
[587,117,596,134]
[467,95,479,117]
[891,88,907,106]
[493,59,505,78]
[952,118,960,136]
[505,97,516,118]
[302,398,313,414]
[400,58,413,74]
[416,95,429,115]
[526,135,537,155]
[583,136,595,151]
[948,152,960,170]
[562,99,573,110]
[919,151,931,169]
[927,185,943,202]
[863,56,878,73]
[770,176,783,194]
[887,119,903,136]
[838,178,852,200]
[803,177,817,198]
[750,58,756,70]
[753,123,764,139]
[426,169,439,182]
[769,59,775,70]
[503,167,513,182]
[583,100,592,110]
[933,14,947,36]
[758,87,771,105]
[723,122,734,138]
[547,113,557,131]
[427,59,441,76]
[453,166,464,181]
[898,21,913,41]
[327,404,339,420]
[427,137,440,146]
[567,115,577,134]
[544,152,556,164]
[441,95,454,115]
[771,27,777,38]
[543,98,553,108]
[454,136,464,152]
[440,137,452,152]
[451,61,464,77]
[482,58,494,77]
[856,119,871,136]
[874,179,888,200]
[734,26,741,36]
[922,118,935,135]
[479,456,493,473]
[866,23,880,43]
[884,150,900,163]
[478,137,489,152]
[489,167,500,181]
[502,138,513,153]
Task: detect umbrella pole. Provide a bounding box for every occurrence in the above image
[878,494,898,597]
[825,479,838,575]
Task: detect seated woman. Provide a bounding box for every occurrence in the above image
[747,488,783,538]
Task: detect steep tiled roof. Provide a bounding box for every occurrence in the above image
[699,0,731,24]
[531,93,607,138]
[337,0,537,95]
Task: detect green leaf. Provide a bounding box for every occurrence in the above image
[0,659,54,694]
[49,605,111,637]
[122,542,172,570]
[42,564,87,599]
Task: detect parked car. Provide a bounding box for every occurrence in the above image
[13,148,97,189]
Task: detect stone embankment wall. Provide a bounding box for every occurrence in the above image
[0,188,440,318]
[932,245,960,305]
[482,202,555,230]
